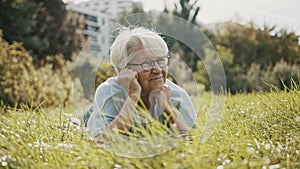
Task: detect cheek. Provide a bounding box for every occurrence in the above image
[162,69,168,82]
[137,72,149,87]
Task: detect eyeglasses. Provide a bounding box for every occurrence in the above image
[127,54,170,72]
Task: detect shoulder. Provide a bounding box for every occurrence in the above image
[95,77,121,91]
[95,77,127,97]
[166,79,194,110]
[166,79,189,98]
[166,79,181,88]
[95,77,114,92]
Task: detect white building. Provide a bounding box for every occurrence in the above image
[66,0,136,58]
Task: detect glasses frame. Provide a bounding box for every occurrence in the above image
[126,53,171,72]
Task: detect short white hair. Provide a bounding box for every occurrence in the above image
[110,26,169,72]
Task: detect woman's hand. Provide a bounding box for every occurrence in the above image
[149,85,172,112]
[149,85,180,123]
[148,85,189,135]
[116,68,141,101]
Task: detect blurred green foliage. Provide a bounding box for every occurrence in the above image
[198,22,300,92]
[0,30,78,107]
[209,22,300,66]
[95,62,116,87]
[0,0,80,63]
[73,57,115,100]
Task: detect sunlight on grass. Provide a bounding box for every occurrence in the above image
[0,86,299,168]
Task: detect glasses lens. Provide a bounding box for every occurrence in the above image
[157,57,168,68]
[141,56,169,71]
[142,61,153,71]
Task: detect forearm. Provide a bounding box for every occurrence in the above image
[96,97,137,143]
[98,96,139,138]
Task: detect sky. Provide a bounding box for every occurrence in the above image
[66,0,300,35]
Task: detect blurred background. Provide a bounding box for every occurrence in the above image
[0,0,299,108]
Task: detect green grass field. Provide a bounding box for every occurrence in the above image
[0,86,299,169]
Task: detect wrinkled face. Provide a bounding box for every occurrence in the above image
[127,52,168,95]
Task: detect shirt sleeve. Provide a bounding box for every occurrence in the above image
[177,89,198,128]
[86,78,128,137]
[167,80,198,128]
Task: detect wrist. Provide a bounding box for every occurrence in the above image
[128,93,140,103]
[165,106,179,123]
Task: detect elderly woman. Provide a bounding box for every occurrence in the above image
[85,26,197,138]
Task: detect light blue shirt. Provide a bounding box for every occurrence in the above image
[86,77,197,137]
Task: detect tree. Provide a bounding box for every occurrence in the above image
[163,0,203,71]
[0,0,80,63]
[212,22,300,70]
[172,0,200,25]
[205,21,300,92]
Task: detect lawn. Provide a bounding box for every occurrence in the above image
[0,86,299,169]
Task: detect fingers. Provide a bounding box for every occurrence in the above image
[117,68,138,85]
[162,85,172,105]
[118,68,137,79]
[149,85,170,99]
[116,68,141,95]
[163,85,170,93]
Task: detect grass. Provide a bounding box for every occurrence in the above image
[0,86,299,169]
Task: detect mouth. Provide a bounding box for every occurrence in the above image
[149,76,163,81]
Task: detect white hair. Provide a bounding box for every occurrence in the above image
[110,26,169,72]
